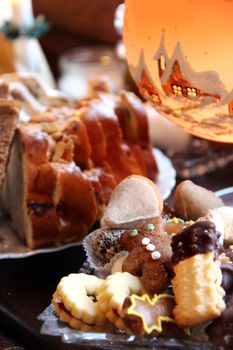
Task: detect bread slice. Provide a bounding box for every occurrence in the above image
[0,101,19,190]
[51,162,98,243]
[78,107,107,165]
[101,175,163,228]
[89,99,143,183]
[0,125,59,248]
[118,90,149,147]
[115,91,158,181]
[1,125,98,248]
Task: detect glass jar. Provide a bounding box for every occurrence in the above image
[58,46,125,100]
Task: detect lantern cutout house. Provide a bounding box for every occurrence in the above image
[133,50,162,105]
[136,34,233,116]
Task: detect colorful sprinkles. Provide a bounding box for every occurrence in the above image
[146,243,156,252]
[145,223,155,231]
[130,229,138,237]
[142,237,150,245]
[165,217,194,225]
[151,251,161,260]
[141,237,161,261]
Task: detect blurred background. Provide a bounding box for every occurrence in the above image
[0,0,233,179]
[32,0,123,78]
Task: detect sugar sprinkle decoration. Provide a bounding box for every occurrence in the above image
[130,229,138,237]
[166,217,195,225]
[146,243,156,252]
[142,237,150,245]
[145,223,155,232]
[151,251,161,260]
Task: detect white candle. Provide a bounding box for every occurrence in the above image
[9,0,56,88]
[11,0,34,27]
[0,0,11,25]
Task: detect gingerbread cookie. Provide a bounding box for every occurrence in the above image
[119,218,172,294]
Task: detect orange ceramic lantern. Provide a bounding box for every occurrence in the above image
[124,0,233,142]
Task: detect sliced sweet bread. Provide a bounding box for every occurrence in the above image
[1,124,57,248]
[0,90,159,249]
[115,90,158,181]
[1,123,98,248]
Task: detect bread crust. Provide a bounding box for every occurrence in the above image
[0,101,19,189]
[1,90,158,249]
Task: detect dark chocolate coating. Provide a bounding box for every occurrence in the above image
[207,293,233,349]
[221,263,233,294]
[171,221,222,265]
[225,247,233,262]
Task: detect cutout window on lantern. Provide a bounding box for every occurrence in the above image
[186,87,197,97]
[172,84,183,96]
[151,94,161,103]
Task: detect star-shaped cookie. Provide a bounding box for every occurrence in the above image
[125,293,176,334]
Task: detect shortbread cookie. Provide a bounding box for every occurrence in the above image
[173,252,225,327]
[52,273,109,329]
[53,296,108,332]
[171,221,226,327]
[97,272,144,333]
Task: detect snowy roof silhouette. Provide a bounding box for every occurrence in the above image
[132,49,165,97]
[153,32,169,64]
[221,89,233,105]
[160,41,227,97]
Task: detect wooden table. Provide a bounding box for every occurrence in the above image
[0,163,233,349]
